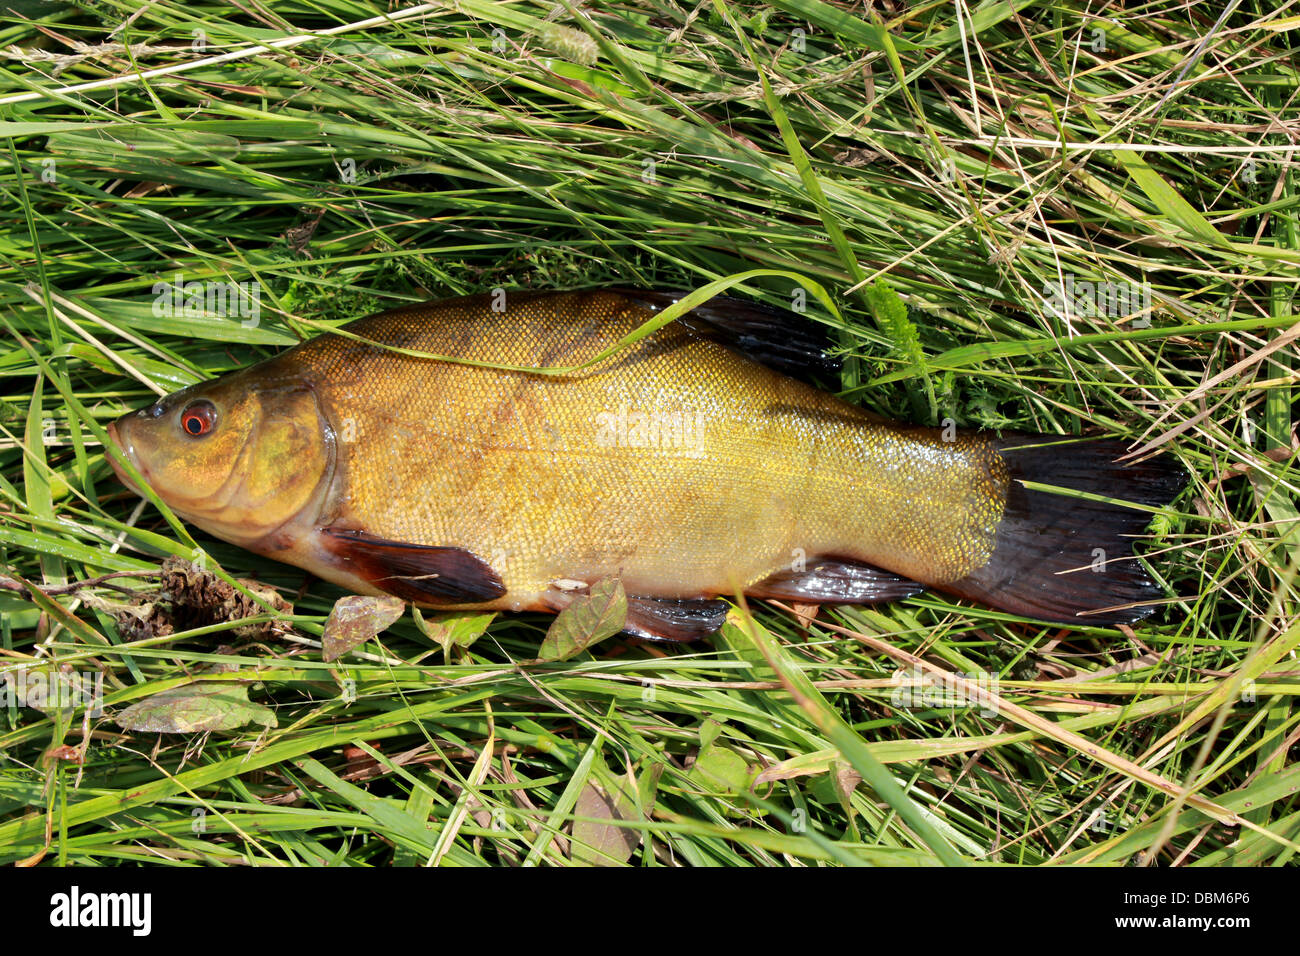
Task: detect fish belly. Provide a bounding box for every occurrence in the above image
[303,294,1005,606]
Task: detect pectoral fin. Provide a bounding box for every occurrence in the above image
[321,528,506,604]
[749,558,925,604]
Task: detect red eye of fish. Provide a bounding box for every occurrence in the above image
[180,401,217,437]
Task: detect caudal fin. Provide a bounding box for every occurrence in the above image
[938,436,1186,626]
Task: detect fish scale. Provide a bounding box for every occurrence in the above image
[276,290,1004,607]
[108,288,1185,634]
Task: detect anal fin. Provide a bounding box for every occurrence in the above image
[543,585,728,643]
[321,528,506,604]
[624,596,729,643]
[749,558,925,604]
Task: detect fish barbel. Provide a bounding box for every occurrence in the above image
[107,289,1184,639]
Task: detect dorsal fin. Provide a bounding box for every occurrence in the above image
[611,288,842,386]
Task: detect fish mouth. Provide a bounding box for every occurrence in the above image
[105,419,147,494]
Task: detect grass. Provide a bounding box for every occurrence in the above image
[0,0,1298,866]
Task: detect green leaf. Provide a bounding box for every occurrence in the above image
[726,613,967,865]
[412,609,497,659]
[321,595,406,662]
[916,0,1042,48]
[294,756,476,865]
[536,578,627,662]
[866,312,1298,386]
[690,741,752,794]
[115,682,277,734]
[692,718,752,793]
[768,0,917,52]
[699,717,724,749]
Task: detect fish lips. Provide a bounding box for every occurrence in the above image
[105,417,148,495]
[106,397,176,494]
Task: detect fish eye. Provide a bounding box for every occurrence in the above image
[180,400,217,438]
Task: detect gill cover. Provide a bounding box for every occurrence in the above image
[109,373,332,546]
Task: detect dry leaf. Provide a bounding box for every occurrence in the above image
[322,594,406,662]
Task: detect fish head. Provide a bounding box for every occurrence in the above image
[107,371,333,547]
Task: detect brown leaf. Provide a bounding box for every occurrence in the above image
[571,782,639,867]
[322,595,406,662]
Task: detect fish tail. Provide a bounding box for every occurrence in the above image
[938,436,1187,625]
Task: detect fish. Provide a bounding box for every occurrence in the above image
[106,288,1186,641]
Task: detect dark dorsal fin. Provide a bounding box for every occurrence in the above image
[320,528,506,604]
[611,288,842,386]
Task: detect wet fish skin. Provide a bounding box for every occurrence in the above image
[107,289,1184,634]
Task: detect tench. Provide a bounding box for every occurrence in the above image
[106,289,1184,640]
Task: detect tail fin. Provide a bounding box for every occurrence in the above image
[939,436,1186,626]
